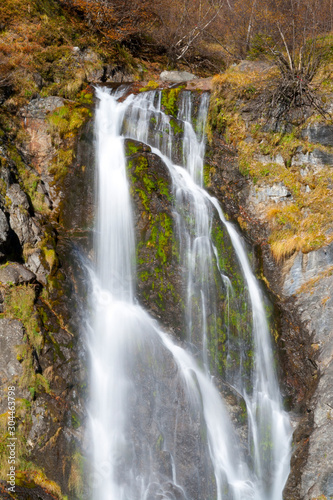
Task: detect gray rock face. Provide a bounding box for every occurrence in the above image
[302,124,333,147]
[0,208,9,257]
[160,70,197,83]
[283,241,333,296]
[0,262,35,285]
[293,272,333,499]
[26,249,48,285]
[292,148,333,167]
[250,182,292,205]
[256,153,285,165]
[8,183,42,247]
[22,96,65,120]
[7,183,30,211]
[0,319,23,390]
[0,208,9,245]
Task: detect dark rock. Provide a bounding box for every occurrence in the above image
[32,71,44,90]
[302,124,333,147]
[0,263,35,285]
[125,139,185,337]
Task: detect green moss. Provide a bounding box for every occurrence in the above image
[203,164,212,187]
[4,284,42,352]
[161,87,184,117]
[125,140,141,156]
[47,102,91,183]
[139,80,159,92]
[71,413,81,429]
[210,221,254,383]
[169,118,183,134]
[126,152,182,311]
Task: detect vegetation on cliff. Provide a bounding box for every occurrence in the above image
[207,57,333,262]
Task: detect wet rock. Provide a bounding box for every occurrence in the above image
[302,124,333,147]
[0,262,35,285]
[125,331,216,500]
[160,70,197,83]
[125,139,184,336]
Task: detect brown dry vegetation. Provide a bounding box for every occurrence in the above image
[208,63,333,262]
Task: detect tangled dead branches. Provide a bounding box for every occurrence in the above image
[262,39,329,125]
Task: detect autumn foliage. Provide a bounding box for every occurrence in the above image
[57,0,158,42]
[53,0,333,70]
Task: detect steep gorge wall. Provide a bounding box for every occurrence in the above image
[205,63,333,500]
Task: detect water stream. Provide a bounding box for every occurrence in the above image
[87,87,292,500]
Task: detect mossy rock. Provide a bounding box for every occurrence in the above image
[125,139,184,337]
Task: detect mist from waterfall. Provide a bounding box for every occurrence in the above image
[87,87,292,500]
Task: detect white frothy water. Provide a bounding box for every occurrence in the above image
[87,87,292,500]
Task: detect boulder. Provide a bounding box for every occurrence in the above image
[0,263,36,285]
[236,60,274,73]
[7,184,43,247]
[26,250,48,285]
[160,70,197,83]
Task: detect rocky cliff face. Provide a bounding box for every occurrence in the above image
[205,64,333,499]
[0,93,95,498]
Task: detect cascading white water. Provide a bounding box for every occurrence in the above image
[87,87,292,500]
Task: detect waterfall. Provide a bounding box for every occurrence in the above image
[87,87,292,500]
